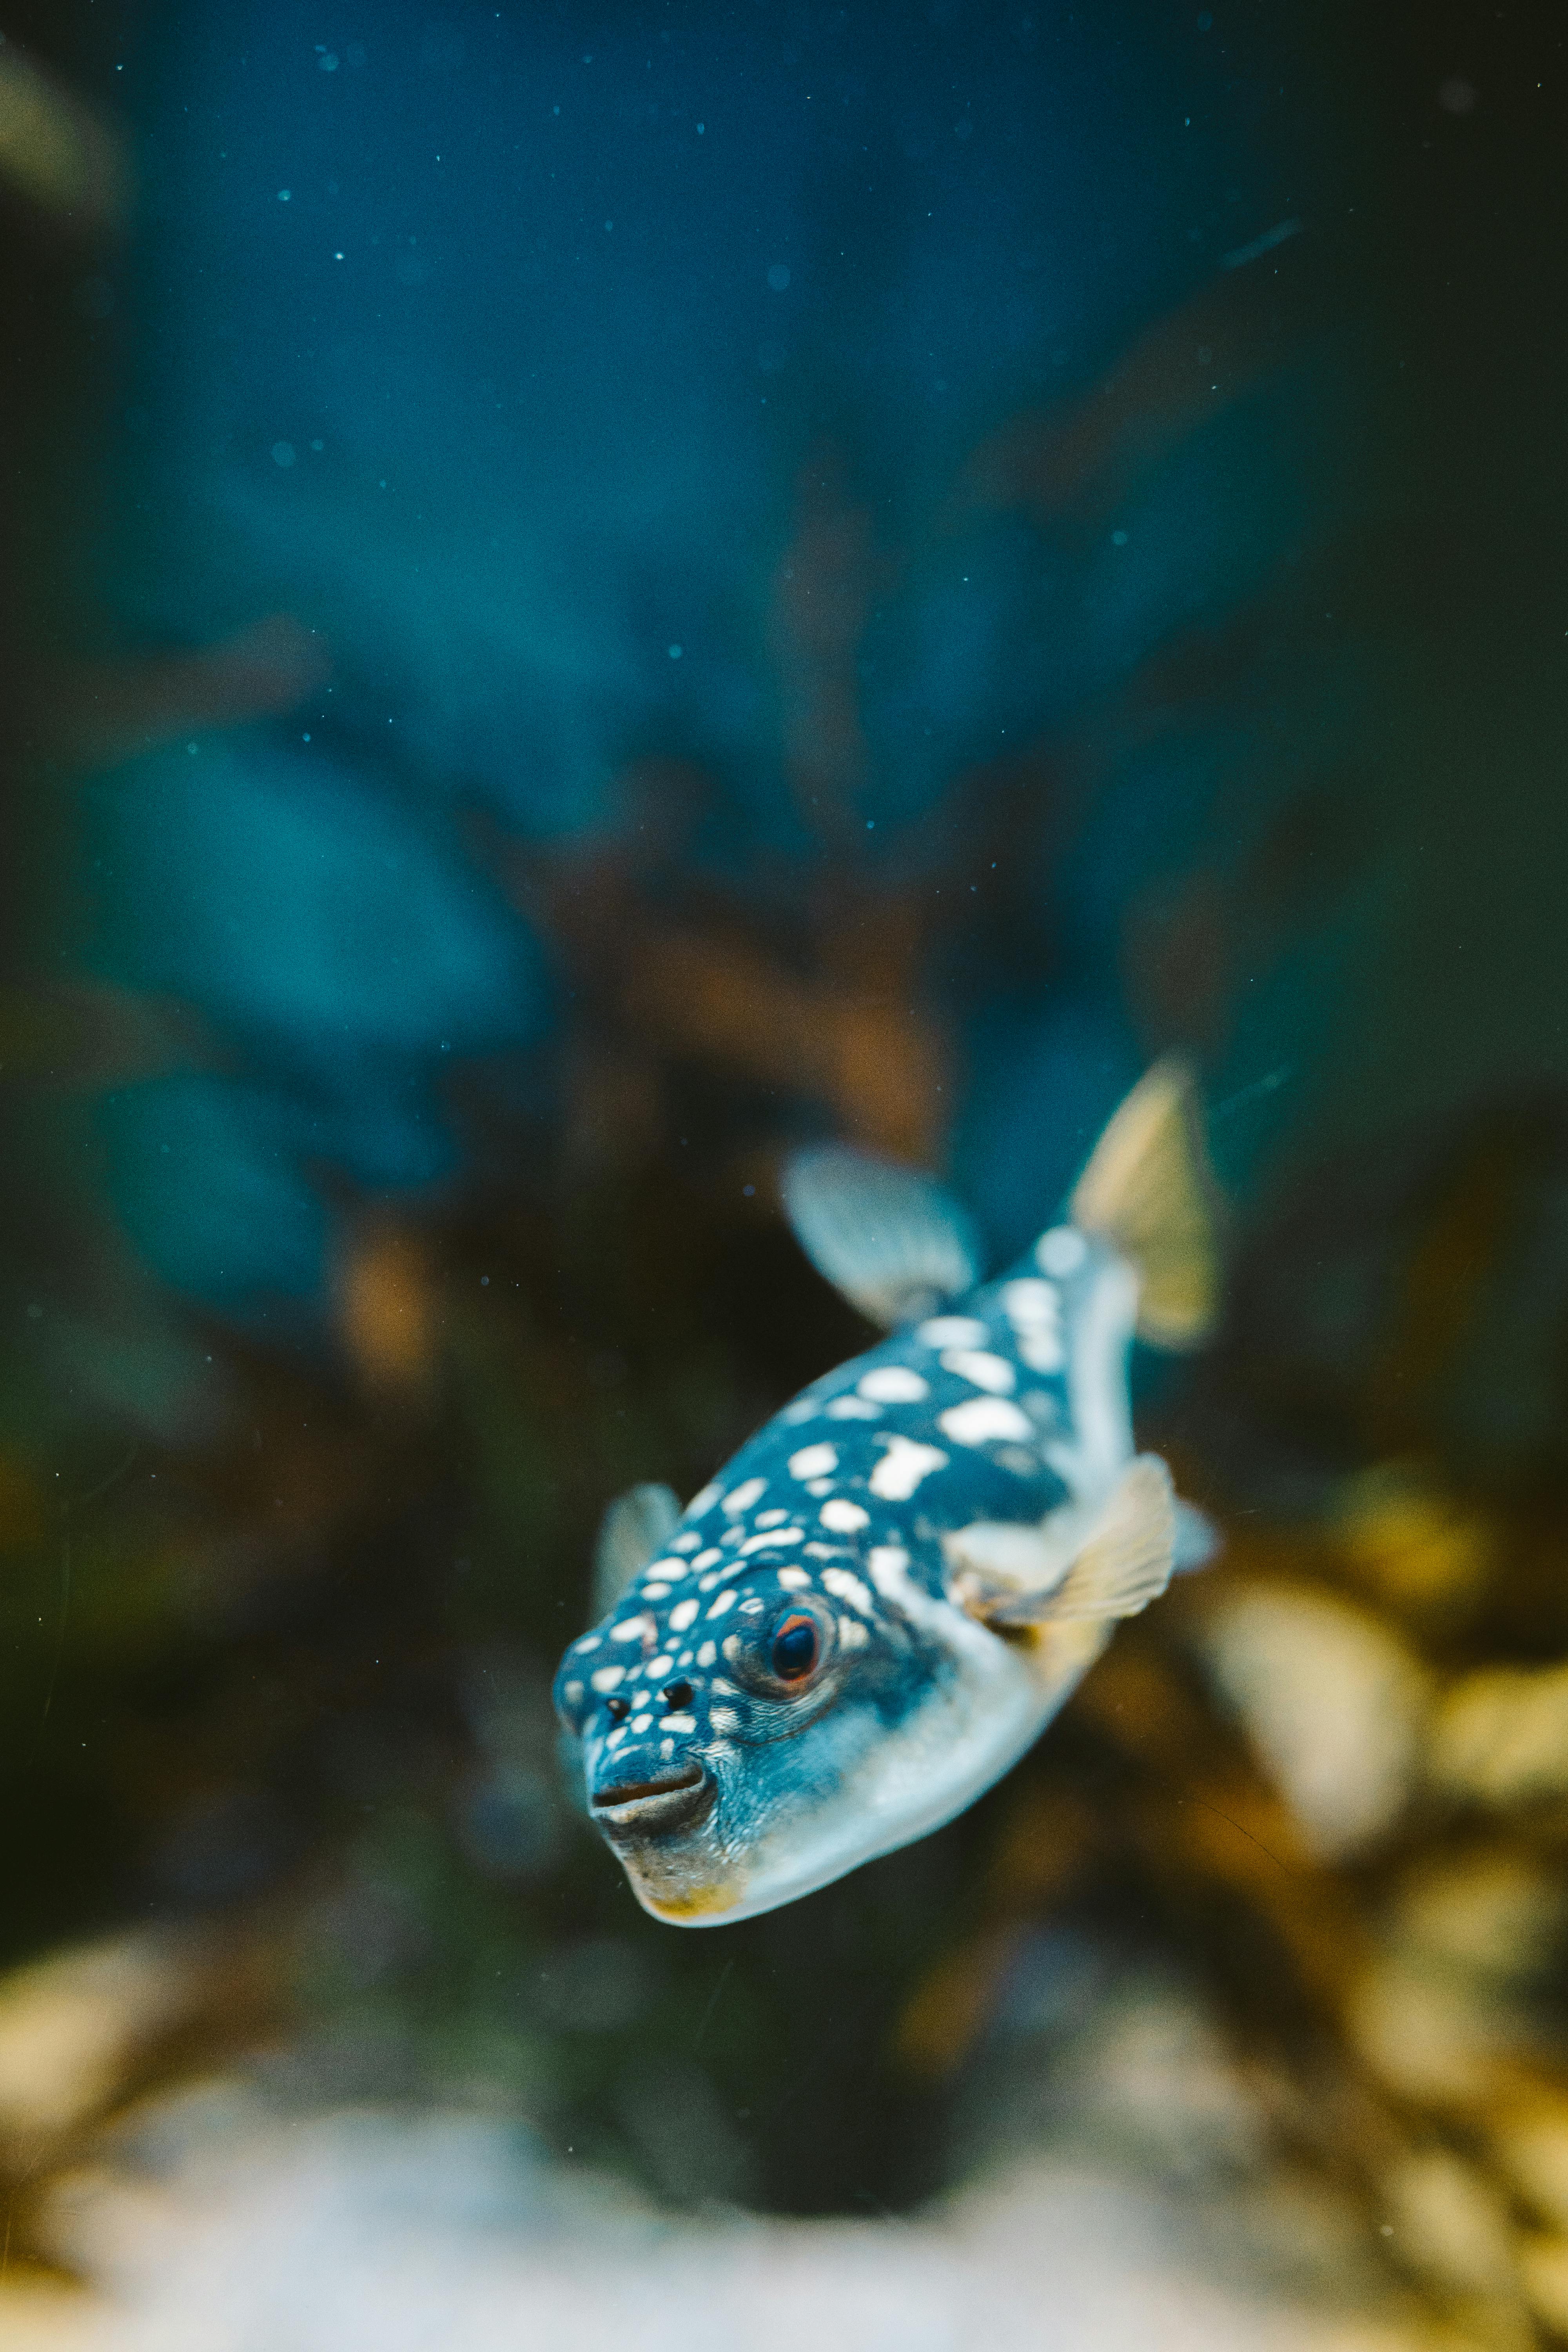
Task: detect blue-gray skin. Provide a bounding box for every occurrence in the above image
[553,1214,1182,1926]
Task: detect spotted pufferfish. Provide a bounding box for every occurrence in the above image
[553,1060,1220,1926]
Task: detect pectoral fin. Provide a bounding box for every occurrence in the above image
[947,1456,1176,1629]
[593,1482,682,1615]
[781,1144,982,1330]
[1173,1498,1222,1572]
[1069,1057,1220,1351]
[943,1513,1079,1618]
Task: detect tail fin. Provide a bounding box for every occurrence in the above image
[1069,1056,1220,1351]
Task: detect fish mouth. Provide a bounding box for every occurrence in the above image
[591,1762,715,1838]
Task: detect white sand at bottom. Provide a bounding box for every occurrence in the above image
[0,2089,1426,2352]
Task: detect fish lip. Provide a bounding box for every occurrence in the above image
[591,1761,715,1839]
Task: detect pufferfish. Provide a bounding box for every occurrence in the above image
[553,1060,1220,1927]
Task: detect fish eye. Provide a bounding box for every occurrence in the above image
[770,1612,819,1682]
[661,1679,693,1708]
[605,1695,630,1722]
[726,1594,838,1702]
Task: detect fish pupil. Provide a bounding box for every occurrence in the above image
[604,1696,630,1722]
[771,1614,818,1681]
[661,1679,693,1708]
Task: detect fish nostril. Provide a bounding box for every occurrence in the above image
[605,1696,630,1722]
[661,1679,693,1708]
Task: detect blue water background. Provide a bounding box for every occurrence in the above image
[86,0,1342,1316]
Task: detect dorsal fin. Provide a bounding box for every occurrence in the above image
[947,1455,1176,1629]
[1069,1056,1220,1351]
[780,1145,982,1329]
[592,1482,681,1616]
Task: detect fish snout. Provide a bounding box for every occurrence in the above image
[590,1759,716,1839]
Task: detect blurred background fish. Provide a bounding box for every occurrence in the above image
[0,0,1566,2345]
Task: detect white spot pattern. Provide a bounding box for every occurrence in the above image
[916,1314,987,1348]
[821,1566,875,1614]
[1000,1277,1058,1325]
[706,1589,739,1619]
[869,1434,948,1499]
[826,1396,881,1419]
[589,1665,625,1691]
[1037,1226,1087,1276]
[1005,1276,1065,1372]
[723,1477,768,1515]
[820,1498,869,1532]
[668,1598,699,1631]
[857,1365,929,1402]
[939,1395,1034,1445]
[788,1442,838,1480]
[940,1347,1015,1393]
[740,1526,804,1553]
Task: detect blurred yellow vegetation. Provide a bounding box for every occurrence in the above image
[0,40,126,231]
[1199,1583,1432,1860]
[1335,1466,1496,1626]
[0,1934,200,2145]
[0,1453,47,1553]
[335,1222,441,1399]
[1430,1665,1568,1813]
[890,1425,1568,2348]
[1494,2104,1568,2234]
[0,1925,276,2167]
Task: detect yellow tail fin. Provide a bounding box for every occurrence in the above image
[1069,1056,1220,1350]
